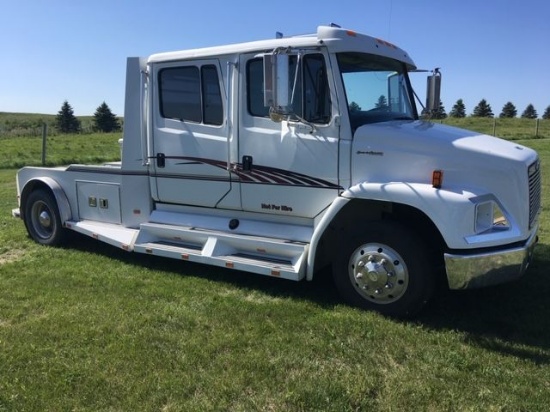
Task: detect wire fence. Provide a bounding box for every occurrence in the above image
[0,117,548,140]
[438,117,550,140]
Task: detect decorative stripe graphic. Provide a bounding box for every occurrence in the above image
[155,156,342,189]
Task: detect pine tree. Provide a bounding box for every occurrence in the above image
[449,99,466,118]
[375,95,388,109]
[93,102,121,132]
[433,100,447,119]
[55,100,81,133]
[543,105,550,120]
[472,99,494,118]
[499,102,517,118]
[349,101,362,112]
[521,104,538,119]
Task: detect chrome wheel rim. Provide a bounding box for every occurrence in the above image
[348,243,409,304]
[31,200,54,239]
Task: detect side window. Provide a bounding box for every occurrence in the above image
[302,54,331,123]
[159,64,223,126]
[202,66,223,125]
[246,54,331,124]
[247,59,269,117]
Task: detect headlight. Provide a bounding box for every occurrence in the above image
[475,201,509,234]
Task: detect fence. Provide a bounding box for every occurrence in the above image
[0,122,97,137]
[1,116,548,141]
[439,117,550,140]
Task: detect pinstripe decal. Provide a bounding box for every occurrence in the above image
[153,156,342,189]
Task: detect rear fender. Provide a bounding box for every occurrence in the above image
[20,177,72,223]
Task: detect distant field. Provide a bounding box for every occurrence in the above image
[1,111,548,139]
[0,112,118,137]
[0,133,121,169]
[0,112,121,168]
[440,117,550,140]
[0,112,549,410]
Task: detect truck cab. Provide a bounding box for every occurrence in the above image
[14,26,541,317]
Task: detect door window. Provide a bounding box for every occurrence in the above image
[246,54,331,124]
[159,65,223,125]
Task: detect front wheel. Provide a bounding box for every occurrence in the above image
[334,220,435,318]
[23,189,68,246]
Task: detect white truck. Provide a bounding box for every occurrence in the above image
[13,26,541,317]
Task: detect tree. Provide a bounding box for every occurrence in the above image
[472,99,494,118]
[349,101,362,112]
[521,104,538,119]
[433,100,447,119]
[55,100,81,133]
[543,105,550,120]
[375,95,388,109]
[93,101,121,132]
[499,102,517,118]
[449,99,466,118]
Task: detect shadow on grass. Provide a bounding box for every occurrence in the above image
[66,233,550,364]
[417,242,550,364]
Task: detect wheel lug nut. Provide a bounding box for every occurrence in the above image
[380,258,387,265]
[358,261,365,268]
[355,273,363,280]
[367,255,375,262]
[385,282,393,289]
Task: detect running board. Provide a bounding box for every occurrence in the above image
[65,220,138,250]
[134,222,308,281]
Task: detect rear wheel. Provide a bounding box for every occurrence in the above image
[334,220,435,318]
[24,189,68,246]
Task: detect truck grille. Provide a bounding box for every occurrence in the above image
[528,160,541,229]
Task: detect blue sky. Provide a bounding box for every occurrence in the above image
[1,0,549,117]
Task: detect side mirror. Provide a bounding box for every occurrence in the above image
[263,53,289,118]
[426,68,441,112]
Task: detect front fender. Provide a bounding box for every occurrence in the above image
[341,182,479,250]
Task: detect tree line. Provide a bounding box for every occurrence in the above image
[58,97,550,134]
[56,100,121,133]
[432,99,550,120]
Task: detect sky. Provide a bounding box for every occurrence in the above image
[1,0,549,117]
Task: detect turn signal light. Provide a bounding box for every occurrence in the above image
[432,170,443,189]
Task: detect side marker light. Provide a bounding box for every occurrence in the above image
[432,170,443,189]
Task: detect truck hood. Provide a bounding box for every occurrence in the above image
[351,120,538,190]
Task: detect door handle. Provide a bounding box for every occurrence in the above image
[157,153,166,168]
[242,155,253,172]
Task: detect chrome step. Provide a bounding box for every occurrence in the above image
[134,222,308,281]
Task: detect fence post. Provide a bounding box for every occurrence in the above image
[41,123,47,166]
[535,118,539,138]
[492,118,496,136]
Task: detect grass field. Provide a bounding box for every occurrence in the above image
[1,120,549,410]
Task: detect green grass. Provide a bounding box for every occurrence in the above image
[0,112,100,137]
[1,130,550,410]
[0,133,121,169]
[440,117,550,139]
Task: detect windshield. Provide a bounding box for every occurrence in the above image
[337,52,417,131]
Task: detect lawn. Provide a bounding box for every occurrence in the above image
[0,129,549,410]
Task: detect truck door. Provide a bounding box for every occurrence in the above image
[238,52,341,218]
[151,59,239,208]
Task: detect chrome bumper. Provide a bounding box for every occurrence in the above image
[444,229,539,290]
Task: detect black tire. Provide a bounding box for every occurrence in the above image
[333,220,435,318]
[23,189,68,246]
